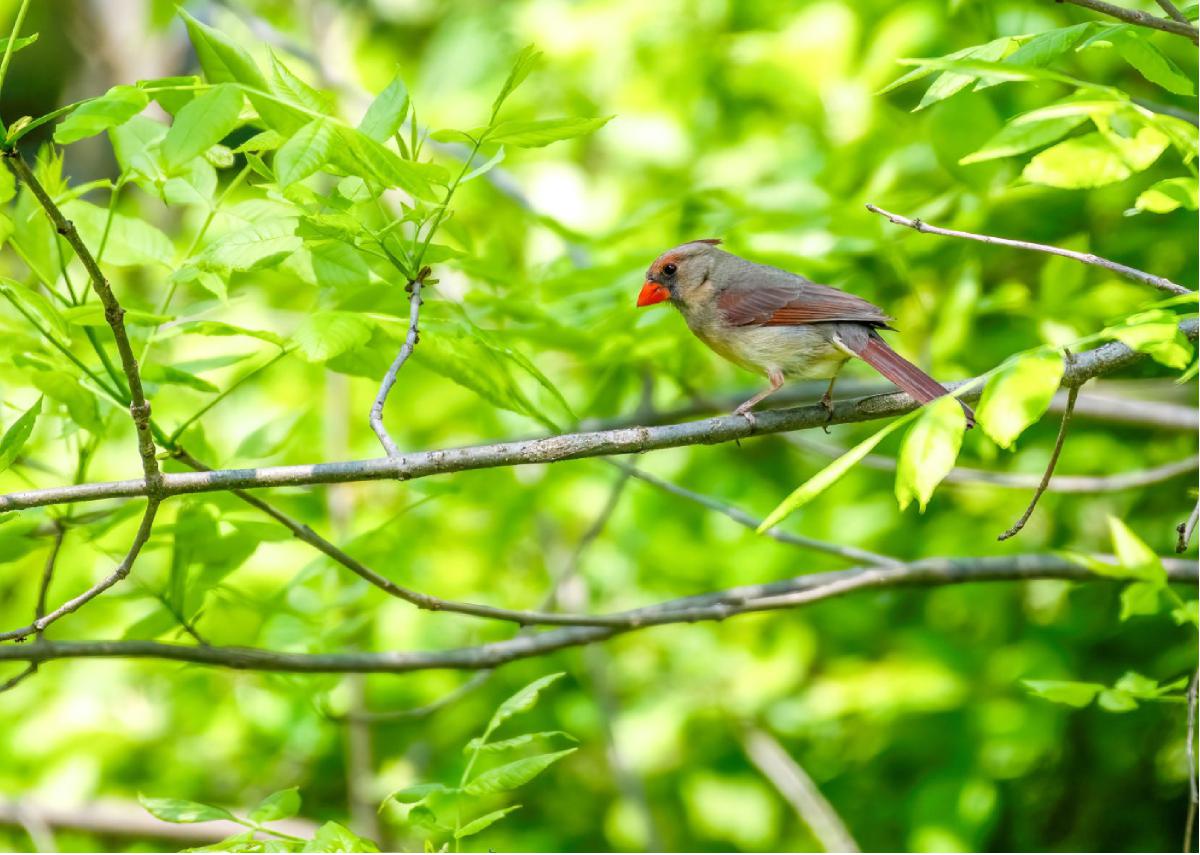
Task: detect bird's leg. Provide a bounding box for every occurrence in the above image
[819,374,838,434]
[733,369,785,429]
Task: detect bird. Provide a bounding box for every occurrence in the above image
[636,239,974,429]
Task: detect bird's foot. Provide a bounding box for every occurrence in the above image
[733,406,757,431]
[819,394,834,434]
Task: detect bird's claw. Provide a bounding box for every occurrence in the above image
[819,396,834,435]
[734,408,757,430]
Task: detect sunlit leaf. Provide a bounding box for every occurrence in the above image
[275,117,336,187]
[54,84,148,145]
[975,351,1063,449]
[139,795,235,824]
[1024,680,1102,707]
[161,83,244,172]
[485,116,613,147]
[1135,177,1198,213]
[462,749,576,796]
[491,45,542,118]
[358,72,409,142]
[455,806,521,839]
[1108,516,1166,584]
[0,397,41,473]
[482,673,566,742]
[249,787,301,823]
[292,311,375,362]
[895,395,966,512]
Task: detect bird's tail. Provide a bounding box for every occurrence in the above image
[851,331,975,428]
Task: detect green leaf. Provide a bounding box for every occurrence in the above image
[311,240,371,290]
[492,45,542,118]
[1108,516,1167,584]
[268,51,332,114]
[179,10,268,89]
[1023,133,1132,188]
[758,416,912,531]
[1106,309,1194,368]
[462,749,576,796]
[1005,22,1097,67]
[30,372,101,433]
[455,806,521,840]
[482,672,566,742]
[895,396,966,512]
[384,783,453,806]
[292,311,375,362]
[62,304,172,327]
[1023,679,1102,707]
[1100,26,1195,95]
[275,118,336,187]
[975,351,1063,449]
[139,795,235,824]
[249,787,301,823]
[54,85,148,145]
[199,219,301,271]
[880,36,1011,94]
[335,127,444,199]
[1119,581,1162,620]
[464,731,577,754]
[0,397,41,473]
[142,364,219,393]
[301,821,379,853]
[914,38,1015,109]
[486,116,613,148]
[61,200,174,268]
[175,320,285,347]
[1097,689,1139,712]
[0,278,70,340]
[959,113,1088,164]
[235,129,284,153]
[1135,177,1198,214]
[122,607,178,641]
[161,83,244,172]
[358,72,409,142]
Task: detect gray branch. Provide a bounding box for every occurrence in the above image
[369,268,429,458]
[0,554,1194,673]
[866,204,1193,296]
[3,319,1195,514]
[1059,0,1199,42]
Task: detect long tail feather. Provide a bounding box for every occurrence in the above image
[851,331,975,428]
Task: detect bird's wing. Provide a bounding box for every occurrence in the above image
[717,281,892,328]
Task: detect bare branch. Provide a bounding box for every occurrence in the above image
[742,727,860,853]
[610,460,900,566]
[1058,0,1199,42]
[1186,669,1198,852]
[998,379,1080,541]
[3,319,1194,514]
[866,204,1193,296]
[5,152,162,488]
[1178,500,1200,553]
[369,267,430,458]
[1154,0,1190,24]
[0,555,1194,673]
[0,500,159,642]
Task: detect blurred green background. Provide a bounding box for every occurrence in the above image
[0,0,1196,851]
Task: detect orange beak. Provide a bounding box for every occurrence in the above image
[637,280,670,307]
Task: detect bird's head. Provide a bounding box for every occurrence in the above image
[637,239,723,307]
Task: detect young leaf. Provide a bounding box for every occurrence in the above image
[1105,309,1194,368]
[1108,516,1167,584]
[975,351,1063,449]
[482,672,567,741]
[1119,581,1162,620]
[358,72,409,142]
[1135,177,1198,213]
[139,795,235,824]
[1100,26,1195,96]
[959,113,1088,164]
[199,220,301,271]
[462,749,576,796]
[464,731,577,754]
[275,118,336,187]
[292,311,375,362]
[1023,680,1102,707]
[492,45,542,119]
[268,50,332,114]
[455,806,522,840]
[249,787,301,823]
[384,783,453,806]
[54,85,148,145]
[179,10,268,89]
[757,416,912,532]
[301,821,379,853]
[895,395,966,512]
[161,83,244,172]
[486,116,613,148]
[1022,133,1132,188]
[61,200,174,268]
[0,397,41,473]
[915,37,1014,109]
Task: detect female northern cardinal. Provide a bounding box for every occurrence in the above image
[637,239,974,428]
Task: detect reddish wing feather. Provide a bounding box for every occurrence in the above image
[718,283,892,328]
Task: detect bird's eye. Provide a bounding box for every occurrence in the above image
[662,263,677,276]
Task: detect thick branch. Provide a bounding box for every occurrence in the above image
[5,152,162,488]
[1059,0,1200,42]
[866,204,1193,296]
[0,555,1194,673]
[3,320,1194,513]
[369,267,429,458]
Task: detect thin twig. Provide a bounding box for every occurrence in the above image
[742,727,859,853]
[369,267,430,458]
[866,204,1193,296]
[5,318,1194,514]
[609,460,900,566]
[0,500,159,642]
[0,555,1194,673]
[1177,500,1200,553]
[999,369,1080,541]
[1155,0,1191,24]
[1059,0,1200,42]
[35,527,66,639]
[788,435,1198,494]
[5,151,162,488]
[1186,669,1198,852]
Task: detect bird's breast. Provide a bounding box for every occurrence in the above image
[688,318,850,380]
